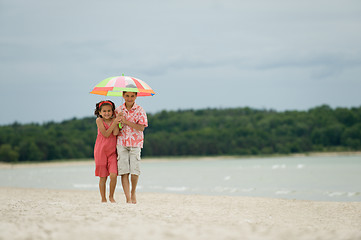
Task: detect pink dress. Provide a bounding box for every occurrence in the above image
[94,119,118,177]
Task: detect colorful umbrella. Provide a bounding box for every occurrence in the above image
[90,75,155,129]
[90,75,155,97]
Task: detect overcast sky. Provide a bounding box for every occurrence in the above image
[1,0,361,125]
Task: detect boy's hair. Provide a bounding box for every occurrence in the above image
[94,100,116,118]
[123,91,138,96]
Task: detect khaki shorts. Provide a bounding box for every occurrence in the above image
[116,146,141,175]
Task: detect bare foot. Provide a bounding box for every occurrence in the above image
[101,199,107,203]
[109,197,116,203]
[131,193,137,204]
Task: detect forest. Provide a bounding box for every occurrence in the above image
[0,105,360,162]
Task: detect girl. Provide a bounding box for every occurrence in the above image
[94,100,121,203]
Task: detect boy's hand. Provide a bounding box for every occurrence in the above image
[115,113,122,123]
[120,116,127,125]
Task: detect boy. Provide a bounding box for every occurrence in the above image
[115,91,148,204]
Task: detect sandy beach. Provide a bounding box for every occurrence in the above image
[1,187,360,240]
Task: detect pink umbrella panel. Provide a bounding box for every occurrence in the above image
[90,76,155,97]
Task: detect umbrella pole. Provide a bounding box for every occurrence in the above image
[119,74,124,128]
[119,96,123,129]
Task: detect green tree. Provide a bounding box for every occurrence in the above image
[0,144,19,162]
[1,105,361,161]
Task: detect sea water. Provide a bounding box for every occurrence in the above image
[1,155,360,202]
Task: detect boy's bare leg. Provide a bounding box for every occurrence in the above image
[99,177,107,202]
[121,174,132,203]
[130,174,139,204]
[109,173,117,203]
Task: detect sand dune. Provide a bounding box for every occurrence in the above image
[1,187,360,240]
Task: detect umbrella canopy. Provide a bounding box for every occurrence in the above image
[90,76,155,97]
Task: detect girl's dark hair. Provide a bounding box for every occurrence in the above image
[94,100,116,118]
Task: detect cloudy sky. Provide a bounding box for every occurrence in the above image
[1,0,360,125]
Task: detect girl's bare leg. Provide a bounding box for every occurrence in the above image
[130,174,139,204]
[121,174,131,203]
[99,177,107,202]
[109,173,117,203]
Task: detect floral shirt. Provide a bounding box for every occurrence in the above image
[115,103,148,148]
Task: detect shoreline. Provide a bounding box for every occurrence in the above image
[1,151,360,169]
[1,187,360,240]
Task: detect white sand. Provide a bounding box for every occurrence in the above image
[1,187,360,240]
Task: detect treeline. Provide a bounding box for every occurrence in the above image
[0,118,96,162]
[0,105,360,162]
